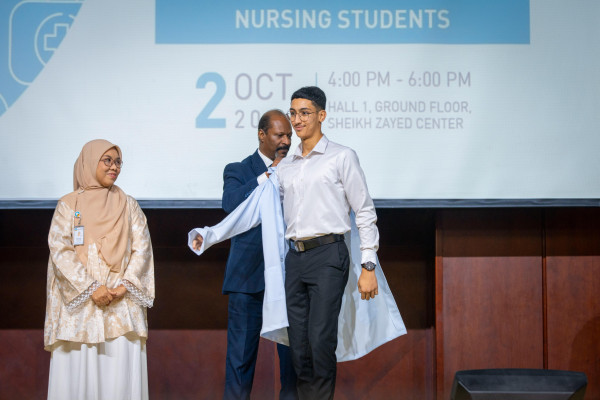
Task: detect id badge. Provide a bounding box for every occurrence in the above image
[73,226,84,246]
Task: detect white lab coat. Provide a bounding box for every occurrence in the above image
[188,171,406,361]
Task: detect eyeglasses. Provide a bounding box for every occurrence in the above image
[287,110,316,121]
[100,157,123,169]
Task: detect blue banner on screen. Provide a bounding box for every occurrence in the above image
[155,0,530,44]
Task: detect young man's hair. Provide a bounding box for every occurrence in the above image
[291,86,326,111]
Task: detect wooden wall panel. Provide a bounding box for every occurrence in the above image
[148,331,276,400]
[0,208,51,329]
[0,330,49,400]
[436,209,544,400]
[546,208,600,400]
[335,329,435,400]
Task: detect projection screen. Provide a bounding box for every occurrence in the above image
[1,0,598,207]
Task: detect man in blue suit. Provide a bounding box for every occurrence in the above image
[221,109,297,400]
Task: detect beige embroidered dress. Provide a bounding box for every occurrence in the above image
[44,194,154,350]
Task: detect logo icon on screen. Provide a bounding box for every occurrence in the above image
[0,0,83,118]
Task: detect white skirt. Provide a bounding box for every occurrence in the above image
[48,335,148,400]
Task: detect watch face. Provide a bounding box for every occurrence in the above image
[363,262,376,271]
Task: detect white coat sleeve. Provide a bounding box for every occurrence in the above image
[187,181,267,255]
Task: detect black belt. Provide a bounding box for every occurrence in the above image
[290,234,344,252]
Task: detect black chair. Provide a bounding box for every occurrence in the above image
[451,368,587,400]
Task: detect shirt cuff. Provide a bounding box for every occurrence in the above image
[360,250,377,265]
[257,172,269,185]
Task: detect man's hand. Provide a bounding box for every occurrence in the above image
[92,285,113,307]
[271,151,286,167]
[109,285,127,299]
[266,149,288,178]
[358,270,378,300]
[192,233,204,251]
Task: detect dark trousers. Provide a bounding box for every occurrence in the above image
[285,241,350,400]
[224,291,298,400]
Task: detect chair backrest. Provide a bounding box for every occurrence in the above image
[451,368,587,400]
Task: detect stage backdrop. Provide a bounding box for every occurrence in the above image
[1,0,598,205]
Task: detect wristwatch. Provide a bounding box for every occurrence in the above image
[361,261,376,271]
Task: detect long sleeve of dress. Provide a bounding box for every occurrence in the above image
[48,201,96,305]
[122,198,155,308]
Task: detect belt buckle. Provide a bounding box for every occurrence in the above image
[295,240,305,252]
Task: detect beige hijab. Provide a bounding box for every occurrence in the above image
[65,139,129,272]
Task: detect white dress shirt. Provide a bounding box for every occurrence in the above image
[188,171,407,361]
[277,135,379,264]
[256,149,271,185]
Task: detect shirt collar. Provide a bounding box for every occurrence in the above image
[258,149,273,168]
[293,135,329,159]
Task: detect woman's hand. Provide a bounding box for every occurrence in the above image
[92,285,113,306]
[109,285,127,299]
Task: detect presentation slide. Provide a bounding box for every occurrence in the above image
[1,0,598,206]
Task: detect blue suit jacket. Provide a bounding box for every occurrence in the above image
[221,150,267,294]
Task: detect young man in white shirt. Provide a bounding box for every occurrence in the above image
[278,86,379,400]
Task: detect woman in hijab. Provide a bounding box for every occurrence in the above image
[44,139,155,400]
